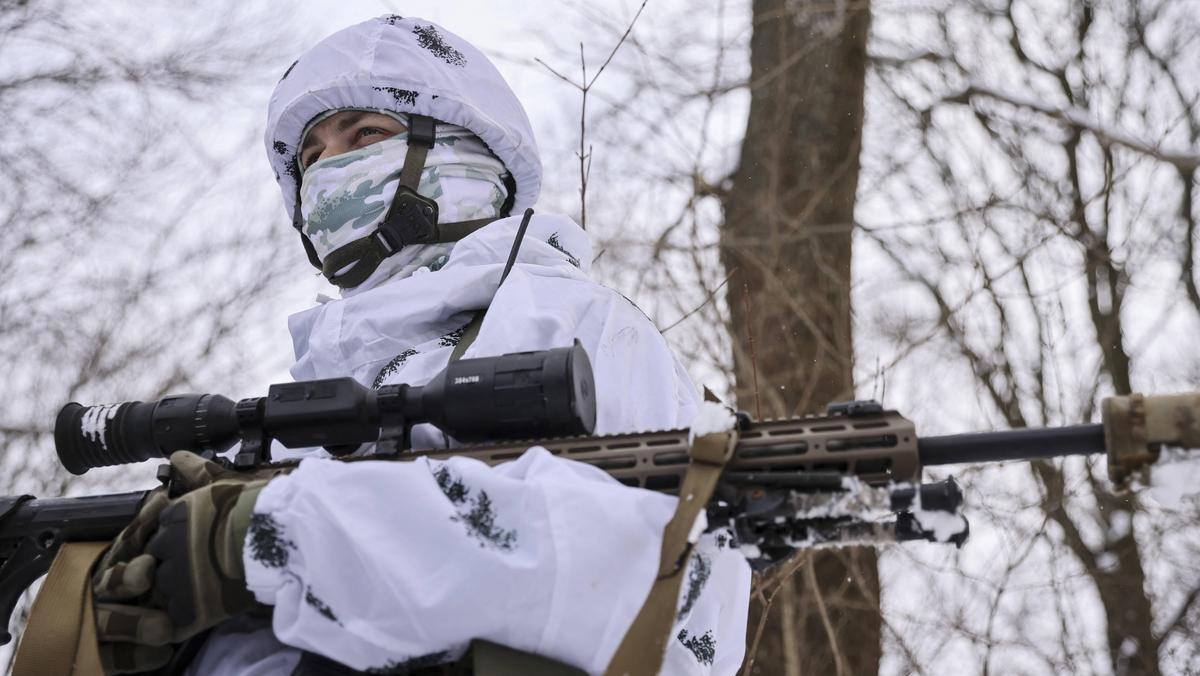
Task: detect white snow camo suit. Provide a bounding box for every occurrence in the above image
[187,15,750,676]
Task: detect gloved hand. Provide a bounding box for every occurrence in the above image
[92,452,272,674]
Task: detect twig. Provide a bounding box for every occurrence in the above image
[741,606,772,676]
[742,555,802,676]
[946,82,1200,171]
[534,0,650,230]
[805,556,851,676]
[661,268,735,333]
[741,282,762,420]
[531,57,577,88]
[779,576,801,676]
[584,0,649,89]
[579,42,589,230]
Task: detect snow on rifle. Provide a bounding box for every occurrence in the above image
[0,344,1197,645]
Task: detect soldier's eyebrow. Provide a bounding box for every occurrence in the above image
[301,111,370,154]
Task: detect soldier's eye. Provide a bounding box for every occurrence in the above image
[358,127,386,138]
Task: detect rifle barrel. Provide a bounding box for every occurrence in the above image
[919,424,1105,467]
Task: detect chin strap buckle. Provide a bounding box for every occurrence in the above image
[315,114,499,289]
[407,114,436,149]
[375,185,440,252]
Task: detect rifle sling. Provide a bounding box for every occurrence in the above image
[293,639,584,675]
[448,312,485,363]
[443,205,537,365]
[604,427,737,676]
[13,541,107,676]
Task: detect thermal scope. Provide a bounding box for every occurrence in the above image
[55,343,596,474]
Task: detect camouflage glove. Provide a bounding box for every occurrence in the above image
[92,452,270,674]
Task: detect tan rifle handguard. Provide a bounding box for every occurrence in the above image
[1103,392,1200,484]
[339,409,922,491]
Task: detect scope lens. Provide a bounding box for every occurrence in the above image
[55,394,241,475]
[55,401,161,475]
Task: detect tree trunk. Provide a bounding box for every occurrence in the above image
[719,0,879,673]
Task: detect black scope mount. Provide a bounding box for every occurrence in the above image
[55,343,596,474]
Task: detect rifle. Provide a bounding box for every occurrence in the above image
[1,343,1197,645]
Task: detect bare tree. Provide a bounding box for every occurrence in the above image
[530,1,882,672]
[531,0,1200,673]
[0,1,305,668]
[861,1,1200,673]
[718,1,881,674]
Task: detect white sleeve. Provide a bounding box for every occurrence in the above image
[244,449,748,675]
[251,264,743,673]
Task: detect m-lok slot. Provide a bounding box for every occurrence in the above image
[737,442,808,459]
[825,434,898,452]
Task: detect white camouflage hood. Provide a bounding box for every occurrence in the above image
[265,15,542,222]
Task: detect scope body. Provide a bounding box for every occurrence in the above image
[56,344,596,474]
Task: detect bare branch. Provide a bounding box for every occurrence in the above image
[946,82,1200,171]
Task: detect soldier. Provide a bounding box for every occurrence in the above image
[90,16,750,675]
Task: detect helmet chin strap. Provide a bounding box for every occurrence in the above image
[298,115,501,290]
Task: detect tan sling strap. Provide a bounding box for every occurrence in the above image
[448,312,485,364]
[13,541,107,676]
[293,638,585,675]
[471,639,586,676]
[604,426,738,676]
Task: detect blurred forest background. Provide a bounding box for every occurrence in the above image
[2,0,1198,674]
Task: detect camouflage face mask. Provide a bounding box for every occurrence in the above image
[298,124,509,273]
